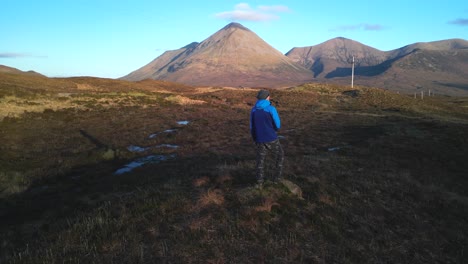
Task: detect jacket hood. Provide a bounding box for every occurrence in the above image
[255,99,271,109]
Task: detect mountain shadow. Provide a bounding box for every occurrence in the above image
[434,81,468,91]
[311,59,324,78]
[324,53,407,78]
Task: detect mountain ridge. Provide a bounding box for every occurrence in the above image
[286,37,468,95]
[123,22,468,95]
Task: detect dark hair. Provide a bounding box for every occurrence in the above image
[256,90,270,99]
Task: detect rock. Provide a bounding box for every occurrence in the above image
[342,90,360,97]
[279,179,303,198]
[101,148,116,160]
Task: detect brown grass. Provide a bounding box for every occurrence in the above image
[196,189,225,208]
[1,73,468,263]
[164,94,206,105]
[192,176,211,187]
[254,197,280,212]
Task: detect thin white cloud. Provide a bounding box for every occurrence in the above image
[362,24,384,31]
[331,23,385,31]
[449,18,468,26]
[0,52,46,58]
[0,52,29,58]
[215,3,290,22]
[258,5,291,13]
[215,10,279,21]
[235,3,251,10]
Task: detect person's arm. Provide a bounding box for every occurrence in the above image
[270,106,281,130]
[250,109,257,141]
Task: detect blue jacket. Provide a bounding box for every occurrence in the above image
[250,99,281,143]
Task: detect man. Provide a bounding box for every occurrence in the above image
[250,90,284,188]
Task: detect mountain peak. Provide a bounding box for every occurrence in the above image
[182,42,199,49]
[222,22,250,31]
[335,37,350,41]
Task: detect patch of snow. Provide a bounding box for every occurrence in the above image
[177,121,189,125]
[127,145,149,152]
[114,154,176,175]
[156,144,179,149]
[148,129,177,139]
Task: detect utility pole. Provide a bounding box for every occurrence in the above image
[352,56,355,88]
[348,56,357,88]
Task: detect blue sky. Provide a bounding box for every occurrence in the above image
[1,0,467,78]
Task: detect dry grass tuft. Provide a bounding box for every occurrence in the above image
[76,83,95,90]
[196,189,225,208]
[318,193,334,205]
[0,96,82,119]
[215,174,233,185]
[193,176,211,187]
[254,197,279,212]
[164,95,206,105]
[189,215,212,230]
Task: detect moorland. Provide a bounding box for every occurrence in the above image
[1,72,468,263]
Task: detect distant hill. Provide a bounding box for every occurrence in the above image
[0,65,45,77]
[286,38,468,96]
[121,22,314,88]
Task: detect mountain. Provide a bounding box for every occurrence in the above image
[0,65,44,77]
[286,38,468,96]
[285,37,388,78]
[121,23,314,88]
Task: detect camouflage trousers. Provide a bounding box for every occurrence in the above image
[255,139,284,183]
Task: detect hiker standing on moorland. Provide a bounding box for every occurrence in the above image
[250,90,284,188]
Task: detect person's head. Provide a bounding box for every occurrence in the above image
[256,90,270,100]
